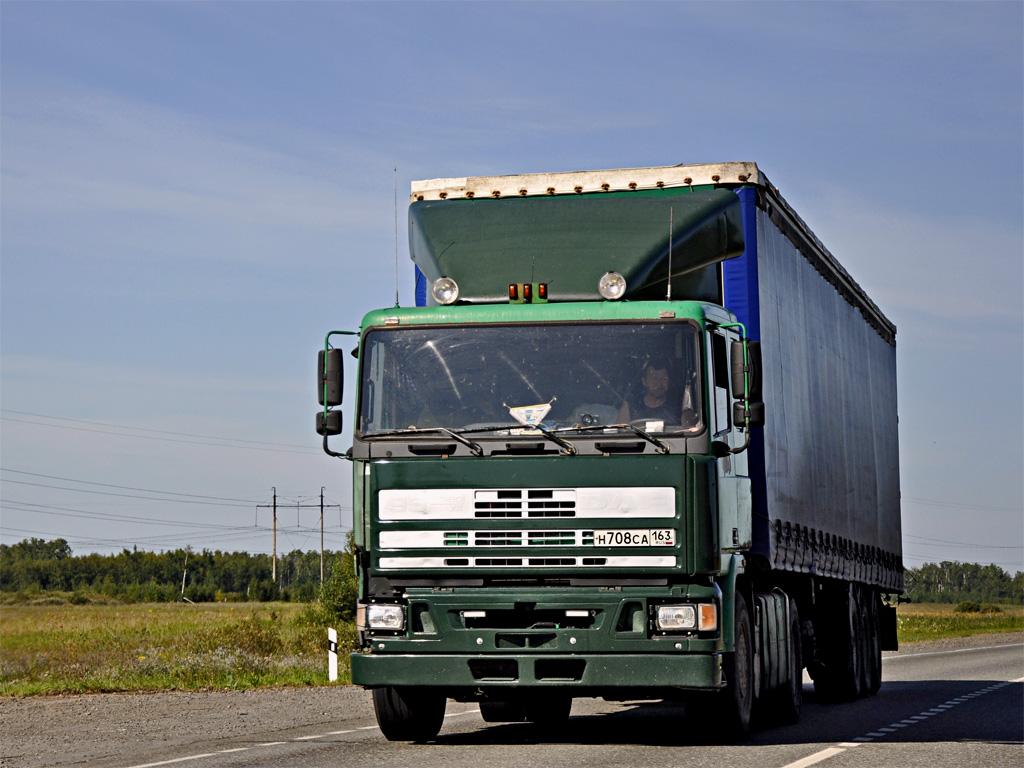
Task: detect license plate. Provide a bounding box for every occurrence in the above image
[592,529,676,547]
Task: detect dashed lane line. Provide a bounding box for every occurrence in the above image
[119,666,1024,768]
[778,747,846,768]
[777,676,1024,768]
[883,642,1023,661]
[120,708,478,768]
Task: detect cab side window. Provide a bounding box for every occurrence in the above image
[711,333,730,435]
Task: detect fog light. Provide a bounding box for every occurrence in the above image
[366,604,405,630]
[656,604,696,631]
[431,276,459,305]
[598,271,627,300]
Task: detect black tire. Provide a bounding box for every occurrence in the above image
[812,586,862,702]
[372,686,446,741]
[719,592,753,739]
[865,592,882,695]
[814,586,862,702]
[857,590,872,696]
[770,598,803,724]
[524,693,572,728]
[479,700,525,723]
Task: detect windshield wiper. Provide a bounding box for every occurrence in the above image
[462,423,577,456]
[556,423,671,454]
[370,427,483,456]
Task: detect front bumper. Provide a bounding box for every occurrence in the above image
[351,651,722,690]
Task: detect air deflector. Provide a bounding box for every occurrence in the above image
[409,188,745,304]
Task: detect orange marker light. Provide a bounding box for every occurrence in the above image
[698,603,718,632]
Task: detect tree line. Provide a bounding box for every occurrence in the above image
[0,537,354,603]
[2,538,1020,605]
[904,561,1023,604]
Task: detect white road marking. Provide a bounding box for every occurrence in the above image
[118,706,480,768]
[778,676,1023,768]
[778,747,847,768]
[884,642,1023,661]
[123,754,221,768]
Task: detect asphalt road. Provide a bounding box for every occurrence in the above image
[5,638,1022,768]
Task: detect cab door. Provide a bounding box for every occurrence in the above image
[710,328,752,552]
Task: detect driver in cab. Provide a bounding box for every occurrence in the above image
[617,360,698,429]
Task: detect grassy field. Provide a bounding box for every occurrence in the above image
[896,602,1024,644]
[0,602,357,696]
[1,601,1021,696]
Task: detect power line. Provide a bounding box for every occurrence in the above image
[903,496,1022,513]
[1,411,320,455]
[1,499,261,530]
[1,479,260,508]
[903,534,1023,550]
[0,468,264,504]
[902,552,1024,568]
[0,525,276,549]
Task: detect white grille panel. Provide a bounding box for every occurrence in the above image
[379,530,598,549]
[379,487,675,520]
[377,555,676,569]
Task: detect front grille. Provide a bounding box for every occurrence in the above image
[474,489,577,518]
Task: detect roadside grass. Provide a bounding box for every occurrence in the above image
[4,601,1022,695]
[896,602,1024,643]
[0,602,357,696]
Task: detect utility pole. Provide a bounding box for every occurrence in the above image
[256,489,340,587]
[320,487,325,585]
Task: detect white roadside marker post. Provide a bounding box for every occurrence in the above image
[328,627,338,682]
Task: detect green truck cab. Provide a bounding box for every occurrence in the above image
[318,162,901,741]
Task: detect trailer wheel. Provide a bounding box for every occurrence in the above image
[769,598,803,724]
[864,592,882,695]
[813,586,862,702]
[720,592,753,738]
[372,686,446,741]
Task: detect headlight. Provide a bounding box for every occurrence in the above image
[655,603,717,632]
[656,604,696,631]
[366,603,406,630]
[598,271,627,300]
[431,276,459,305]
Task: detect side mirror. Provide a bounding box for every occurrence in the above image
[732,400,765,429]
[730,340,762,402]
[318,349,343,406]
[316,410,343,436]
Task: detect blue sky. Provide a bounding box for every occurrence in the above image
[1,1,1021,571]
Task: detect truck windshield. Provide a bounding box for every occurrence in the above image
[358,322,702,436]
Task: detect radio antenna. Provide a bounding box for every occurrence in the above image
[394,167,400,308]
[666,206,674,301]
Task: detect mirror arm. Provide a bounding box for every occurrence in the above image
[728,427,751,455]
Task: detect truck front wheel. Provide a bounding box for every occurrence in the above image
[720,592,754,738]
[372,686,447,741]
[767,597,803,724]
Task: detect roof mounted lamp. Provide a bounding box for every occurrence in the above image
[431,276,460,305]
[598,271,627,300]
